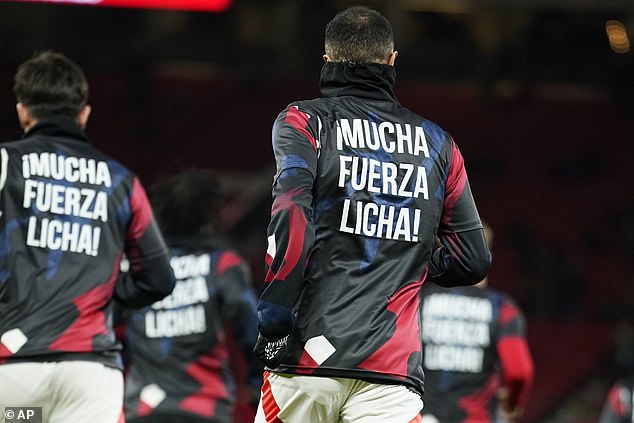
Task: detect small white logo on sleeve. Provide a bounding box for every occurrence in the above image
[266,234,277,260]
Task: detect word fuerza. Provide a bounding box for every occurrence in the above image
[22,152,111,256]
[336,118,430,242]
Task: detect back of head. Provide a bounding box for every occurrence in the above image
[14,51,88,120]
[150,169,223,238]
[325,5,394,64]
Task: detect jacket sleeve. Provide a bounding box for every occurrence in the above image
[496,297,534,412]
[257,105,319,340]
[428,137,491,286]
[114,177,175,308]
[216,251,262,389]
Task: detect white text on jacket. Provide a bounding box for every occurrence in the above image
[336,118,431,242]
[22,152,111,256]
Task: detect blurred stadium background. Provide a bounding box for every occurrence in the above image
[0,0,632,422]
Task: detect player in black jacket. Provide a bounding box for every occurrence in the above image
[121,169,261,423]
[420,225,534,423]
[0,51,174,423]
[253,6,490,423]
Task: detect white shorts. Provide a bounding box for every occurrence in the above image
[255,372,423,423]
[0,361,124,423]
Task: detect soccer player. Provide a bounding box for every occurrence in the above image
[121,169,261,423]
[0,51,175,423]
[599,376,634,423]
[420,224,534,423]
[253,6,491,422]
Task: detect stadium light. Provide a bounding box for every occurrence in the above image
[5,0,232,12]
[605,20,631,54]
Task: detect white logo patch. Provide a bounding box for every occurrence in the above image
[304,335,336,365]
[140,384,166,408]
[1,328,28,354]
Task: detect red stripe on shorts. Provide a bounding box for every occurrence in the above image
[261,371,283,423]
[408,413,422,423]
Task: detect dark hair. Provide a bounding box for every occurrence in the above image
[325,5,394,64]
[14,51,88,120]
[149,169,223,238]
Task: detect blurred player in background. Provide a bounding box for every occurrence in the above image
[0,51,174,423]
[121,169,261,423]
[420,224,534,423]
[254,5,490,422]
[599,376,634,423]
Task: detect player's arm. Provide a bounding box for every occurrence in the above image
[496,298,534,422]
[428,137,490,287]
[114,177,175,308]
[216,251,262,392]
[0,148,7,216]
[255,105,319,367]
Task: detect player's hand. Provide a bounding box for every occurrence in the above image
[497,387,524,422]
[254,333,289,369]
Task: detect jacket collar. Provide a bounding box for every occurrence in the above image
[319,62,399,103]
[24,115,89,143]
